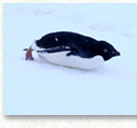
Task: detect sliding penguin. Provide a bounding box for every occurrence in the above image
[25,31,120,70]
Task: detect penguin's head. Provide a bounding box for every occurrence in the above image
[98,41,120,61]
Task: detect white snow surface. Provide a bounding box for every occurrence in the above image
[3,4,137,115]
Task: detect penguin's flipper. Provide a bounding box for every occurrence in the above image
[66,52,73,56]
[36,46,71,54]
[66,48,78,56]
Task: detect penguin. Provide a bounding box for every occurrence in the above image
[25,31,120,70]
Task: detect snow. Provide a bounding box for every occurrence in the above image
[3,4,137,115]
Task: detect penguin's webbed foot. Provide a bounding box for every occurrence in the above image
[25,47,34,60]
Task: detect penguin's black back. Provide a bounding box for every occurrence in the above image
[36,31,97,48]
[35,31,99,58]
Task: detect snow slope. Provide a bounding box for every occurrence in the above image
[3,4,137,115]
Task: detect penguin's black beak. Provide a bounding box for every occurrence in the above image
[115,51,120,56]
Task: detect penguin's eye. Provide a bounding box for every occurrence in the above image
[103,48,108,53]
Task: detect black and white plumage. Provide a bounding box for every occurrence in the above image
[25,31,120,70]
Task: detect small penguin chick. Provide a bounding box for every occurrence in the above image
[25,46,34,60]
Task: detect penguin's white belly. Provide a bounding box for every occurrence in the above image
[38,52,104,70]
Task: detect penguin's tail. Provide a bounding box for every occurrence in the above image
[23,48,34,51]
